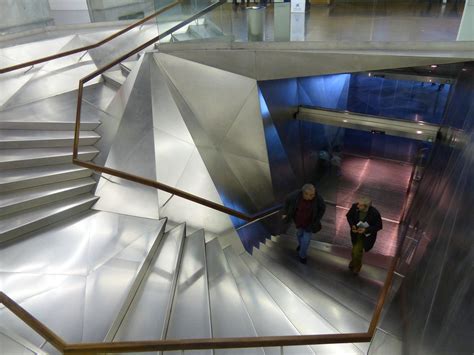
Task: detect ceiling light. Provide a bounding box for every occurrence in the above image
[416,130,423,134]
[343,119,348,123]
[430,65,438,68]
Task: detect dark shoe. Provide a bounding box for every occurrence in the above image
[299,257,307,264]
[348,261,353,271]
[296,245,300,252]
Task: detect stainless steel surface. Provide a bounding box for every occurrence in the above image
[370,62,474,355]
[0,177,96,216]
[260,241,375,322]
[297,107,439,142]
[241,252,363,355]
[114,223,185,341]
[205,239,263,355]
[166,230,211,355]
[94,54,159,220]
[0,210,165,344]
[0,194,98,243]
[251,247,370,354]
[0,164,92,192]
[223,246,314,355]
[0,328,40,355]
[0,146,99,169]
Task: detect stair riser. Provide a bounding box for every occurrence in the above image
[0,184,95,217]
[0,198,97,244]
[0,137,99,149]
[0,122,100,131]
[0,151,98,169]
[0,169,92,192]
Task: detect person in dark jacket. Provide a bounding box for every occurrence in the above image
[282,184,326,264]
[346,197,383,274]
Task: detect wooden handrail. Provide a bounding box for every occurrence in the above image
[0,237,401,354]
[0,1,180,74]
[0,292,66,352]
[62,333,371,353]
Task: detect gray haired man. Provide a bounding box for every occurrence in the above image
[282,184,326,264]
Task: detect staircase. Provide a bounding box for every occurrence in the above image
[0,210,386,354]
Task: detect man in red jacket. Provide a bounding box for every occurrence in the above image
[282,184,326,264]
[346,196,383,274]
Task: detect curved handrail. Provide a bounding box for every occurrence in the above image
[0,1,180,74]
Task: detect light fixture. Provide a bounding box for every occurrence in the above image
[343,119,348,123]
[416,130,423,134]
[368,73,372,77]
[430,64,438,68]
[462,68,467,72]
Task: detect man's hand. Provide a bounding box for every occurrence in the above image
[357,227,366,234]
[351,225,357,233]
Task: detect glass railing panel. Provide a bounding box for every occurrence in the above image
[166,1,471,44]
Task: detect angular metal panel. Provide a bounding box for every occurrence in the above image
[221,152,273,210]
[151,55,194,145]
[155,53,256,145]
[219,85,269,163]
[94,54,160,219]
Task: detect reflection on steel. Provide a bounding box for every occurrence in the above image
[297,106,440,142]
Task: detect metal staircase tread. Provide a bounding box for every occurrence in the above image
[240,252,364,355]
[0,146,99,169]
[113,224,186,341]
[0,130,100,148]
[223,246,314,355]
[102,70,126,88]
[165,229,212,348]
[0,177,96,216]
[271,236,387,289]
[0,120,100,130]
[251,246,370,354]
[273,234,393,272]
[0,193,99,243]
[0,164,92,192]
[259,241,375,322]
[205,239,264,355]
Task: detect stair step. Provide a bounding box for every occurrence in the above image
[102,70,126,89]
[120,60,138,76]
[205,239,263,355]
[260,241,375,321]
[188,24,223,39]
[113,224,186,341]
[0,177,96,216]
[0,130,100,148]
[0,146,99,169]
[241,252,364,354]
[251,247,370,354]
[223,246,314,355]
[0,120,100,131]
[0,193,99,243]
[270,237,385,297]
[273,234,393,271]
[0,164,92,192]
[166,230,211,352]
[171,32,200,42]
